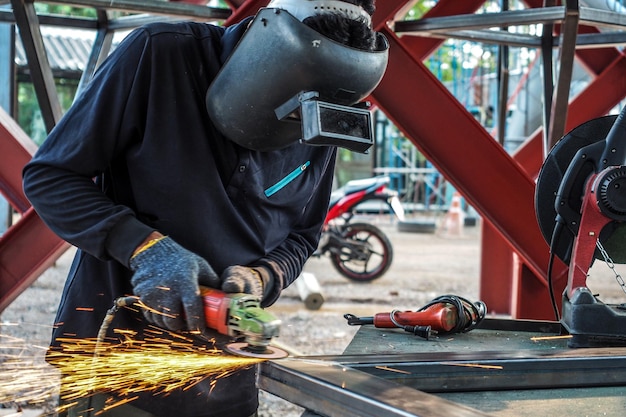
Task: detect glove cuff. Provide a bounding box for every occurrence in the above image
[132,235,167,259]
[129,235,177,272]
[251,266,275,307]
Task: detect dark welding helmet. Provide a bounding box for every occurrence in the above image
[205,2,389,153]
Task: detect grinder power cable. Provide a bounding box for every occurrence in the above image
[96,286,288,359]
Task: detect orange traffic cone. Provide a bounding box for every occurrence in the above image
[439,192,464,237]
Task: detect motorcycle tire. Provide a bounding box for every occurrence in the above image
[330,222,393,282]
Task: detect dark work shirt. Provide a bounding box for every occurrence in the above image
[23,20,336,417]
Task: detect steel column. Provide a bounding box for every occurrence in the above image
[479,222,514,316]
[545,0,580,153]
[10,0,61,133]
[377,1,562,319]
[76,10,112,94]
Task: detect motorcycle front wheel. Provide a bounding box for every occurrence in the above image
[330,222,393,282]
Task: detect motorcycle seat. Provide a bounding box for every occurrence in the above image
[328,176,389,207]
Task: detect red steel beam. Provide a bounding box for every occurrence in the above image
[510,51,626,318]
[0,209,69,312]
[225,0,268,24]
[374,0,485,61]
[373,1,567,319]
[388,0,626,318]
[371,28,555,284]
[0,106,37,213]
[515,54,626,180]
[0,106,68,312]
[375,0,555,318]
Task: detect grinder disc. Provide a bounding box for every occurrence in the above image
[536,114,626,264]
[225,342,289,359]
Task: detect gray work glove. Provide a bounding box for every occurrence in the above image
[129,236,220,332]
[221,265,274,302]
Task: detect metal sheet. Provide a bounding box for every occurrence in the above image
[260,358,493,417]
[260,320,626,416]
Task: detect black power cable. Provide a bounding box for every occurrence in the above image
[387,295,487,339]
[416,295,487,334]
[548,218,565,321]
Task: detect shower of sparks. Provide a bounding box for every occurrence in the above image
[0,333,58,409]
[1,327,263,414]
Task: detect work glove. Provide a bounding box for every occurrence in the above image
[221,265,274,302]
[129,236,220,332]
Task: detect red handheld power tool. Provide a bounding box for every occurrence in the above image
[200,287,289,359]
[344,295,486,339]
[101,287,289,359]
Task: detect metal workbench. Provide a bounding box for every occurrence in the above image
[259,319,626,417]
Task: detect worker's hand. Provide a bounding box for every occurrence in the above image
[221,265,273,301]
[129,236,220,332]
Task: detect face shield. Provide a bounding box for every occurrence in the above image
[205,2,389,153]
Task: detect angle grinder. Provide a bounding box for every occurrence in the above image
[98,287,289,359]
[200,287,289,359]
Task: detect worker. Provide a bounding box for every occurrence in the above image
[22,1,388,416]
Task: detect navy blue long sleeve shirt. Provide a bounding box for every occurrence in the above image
[23,20,336,417]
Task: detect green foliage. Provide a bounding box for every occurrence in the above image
[403,0,437,20]
[33,4,97,18]
[209,0,230,7]
[17,81,78,146]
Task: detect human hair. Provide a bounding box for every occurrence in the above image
[302,0,378,51]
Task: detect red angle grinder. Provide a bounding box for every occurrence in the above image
[200,287,289,359]
[344,295,486,339]
[100,287,289,359]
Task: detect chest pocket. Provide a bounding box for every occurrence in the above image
[244,157,320,250]
[264,161,311,197]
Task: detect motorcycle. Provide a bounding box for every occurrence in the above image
[314,176,405,282]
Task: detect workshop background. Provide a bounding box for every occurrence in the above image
[4,0,626,416]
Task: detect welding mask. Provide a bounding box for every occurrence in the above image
[205,1,389,153]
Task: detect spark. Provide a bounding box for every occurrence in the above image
[0,334,59,410]
[440,362,504,370]
[374,365,411,375]
[1,329,263,415]
[530,335,573,342]
[49,336,263,401]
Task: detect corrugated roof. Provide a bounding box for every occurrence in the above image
[15,28,102,74]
